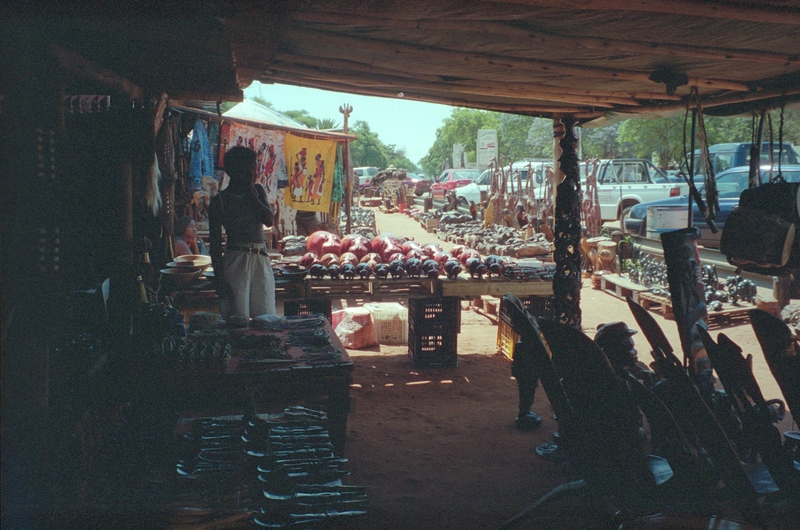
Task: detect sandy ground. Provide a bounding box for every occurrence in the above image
[335,207,798,530]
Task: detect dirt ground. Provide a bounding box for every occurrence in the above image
[336,208,798,530]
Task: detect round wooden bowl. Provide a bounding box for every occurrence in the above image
[160,267,203,288]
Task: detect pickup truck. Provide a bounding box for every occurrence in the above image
[456,158,686,222]
[592,159,688,221]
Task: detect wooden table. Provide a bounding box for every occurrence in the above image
[140,318,353,454]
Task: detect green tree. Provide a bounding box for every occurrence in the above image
[251,96,273,108]
[419,108,498,175]
[219,101,237,113]
[617,117,684,167]
[349,120,389,168]
[579,123,621,158]
[384,145,418,172]
[497,113,536,162]
[281,109,317,128]
[526,119,557,158]
[316,117,340,130]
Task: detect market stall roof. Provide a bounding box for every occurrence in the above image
[222,100,309,129]
[11,1,800,123]
[171,104,356,141]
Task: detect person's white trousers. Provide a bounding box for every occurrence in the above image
[219,250,276,318]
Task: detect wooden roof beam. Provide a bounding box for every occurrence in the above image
[261,72,597,116]
[284,28,751,92]
[487,0,800,26]
[292,11,800,65]
[267,61,625,107]
[268,52,682,102]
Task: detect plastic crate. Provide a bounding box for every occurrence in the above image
[407,297,460,367]
[496,317,519,361]
[364,302,408,345]
[283,299,332,321]
[499,296,550,323]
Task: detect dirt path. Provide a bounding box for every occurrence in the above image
[339,207,797,530]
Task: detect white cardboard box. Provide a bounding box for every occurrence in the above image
[364,302,408,345]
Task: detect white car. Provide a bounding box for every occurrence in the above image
[456,161,551,205]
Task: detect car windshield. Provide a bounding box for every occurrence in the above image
[453,170,482,180]
[695,168,800,199]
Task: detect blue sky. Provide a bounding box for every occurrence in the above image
[243,82,456,165]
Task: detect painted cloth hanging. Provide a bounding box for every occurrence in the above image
[219,122,287,207]
[331,144,345,203]
[188,118,215,191]
[284,134,337,212]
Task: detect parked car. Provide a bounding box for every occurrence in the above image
[429,168,483,199]
[403,173,433,196]
[455,161,553,205]
[354,166,380,190]
[623,164,800,248]
[682,142,797,178]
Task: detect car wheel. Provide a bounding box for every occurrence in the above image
[415,189,424,196]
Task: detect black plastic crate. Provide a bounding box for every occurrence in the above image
[283,299,333,322]
[499,295,550,322]
[408,297,460,367]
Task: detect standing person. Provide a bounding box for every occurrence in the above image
[209,146,276,318]
[174,215,209,256]
[295,210,322,236]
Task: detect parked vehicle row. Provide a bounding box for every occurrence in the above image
[452,159,686,221]
[623,164,800,248]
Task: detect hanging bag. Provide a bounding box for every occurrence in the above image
[720,178,800,276]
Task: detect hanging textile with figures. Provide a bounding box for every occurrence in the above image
[219,122,287,206]
[283,134,337,213]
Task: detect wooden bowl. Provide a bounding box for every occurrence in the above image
[160,267,202,288]
[167,260,211,275]
[174,254,212,266]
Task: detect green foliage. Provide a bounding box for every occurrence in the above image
[580,123,621,159]
[384,145,418,172]
[526,119,555,158]
[419,108,498,176]
[316,117,340,130]
[349,120,389,169]
[281,109,318,128]
[617,116,684,167]
[251,96,273,108]
[219,101,237,113]
[497,113,536,162]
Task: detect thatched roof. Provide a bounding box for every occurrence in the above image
[8,0,800,123]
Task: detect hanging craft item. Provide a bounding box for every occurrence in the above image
[720,177,800,276]
[283,134,337,213]
[187,118,215,192]
[721,101,799,276]
[219,122,287,207]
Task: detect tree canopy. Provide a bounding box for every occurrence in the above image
[237,96,799,176]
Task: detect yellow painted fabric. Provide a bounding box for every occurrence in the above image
[284,134,337,212]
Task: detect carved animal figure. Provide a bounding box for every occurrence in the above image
[341,263,356,280]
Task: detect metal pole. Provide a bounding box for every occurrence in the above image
[688,109,696,229]
[340,104,353,234]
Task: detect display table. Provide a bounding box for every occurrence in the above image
[172,274,552,369]
[141,317,353,454]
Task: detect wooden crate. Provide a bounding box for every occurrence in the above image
[599,273,648,302]
[637,292,674,319]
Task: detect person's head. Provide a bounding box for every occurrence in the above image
[175,215,197,241]
[224,146,258,187]
[595,321,638,369]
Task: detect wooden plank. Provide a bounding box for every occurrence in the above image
[440,277,553,298]
[599,273,648,302]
